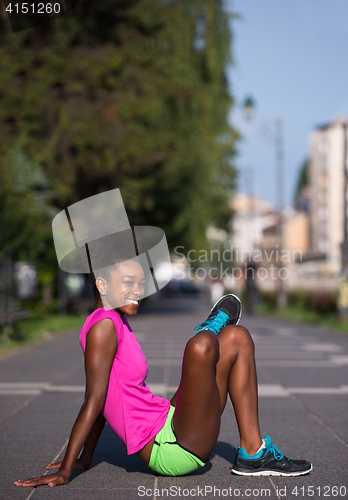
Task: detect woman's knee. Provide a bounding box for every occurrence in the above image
[186,332,219,363]
[219,325,255,352]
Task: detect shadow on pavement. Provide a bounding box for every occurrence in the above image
[70,425,237,480]
[210,441,238,466]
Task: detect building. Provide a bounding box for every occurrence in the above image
[309,117,348,275]
[258,207,309,291]
[231,193,276,263]
[283,208,309,257]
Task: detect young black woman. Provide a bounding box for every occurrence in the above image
[14,257,312,487]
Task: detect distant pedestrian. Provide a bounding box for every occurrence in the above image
[245,260,258,315]
[15,259,312,487]
[209,278,224,305]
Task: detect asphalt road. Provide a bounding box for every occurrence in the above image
[0,295,347,500]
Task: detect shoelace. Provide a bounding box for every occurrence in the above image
[267,440,283,461]
[194,310,230,334]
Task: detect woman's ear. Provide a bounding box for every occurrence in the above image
[96,277,107,296]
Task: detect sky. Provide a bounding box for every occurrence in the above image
[226,0,348,208]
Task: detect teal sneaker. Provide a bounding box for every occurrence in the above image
[231,436,312,476]
[194,294,242,335]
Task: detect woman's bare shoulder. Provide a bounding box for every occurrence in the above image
[87,317,117,340]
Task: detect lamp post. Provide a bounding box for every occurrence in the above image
[275,115,287,308]
[242,98,287,308]
[242,97,257,255]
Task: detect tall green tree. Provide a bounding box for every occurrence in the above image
[0,0,238,252]
[0,140,58,303]
[0,140,57,261]
[294,158,309,209]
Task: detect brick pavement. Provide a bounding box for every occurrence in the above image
[0,295,347,500]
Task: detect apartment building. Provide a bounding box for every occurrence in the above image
[309,118,348,274]
[231,193,276,262]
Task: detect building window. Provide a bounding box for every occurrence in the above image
[321,220,328,237]
[321,154,327,172]
[318,206,329,221]
[317,138,330,173]
[319,239,329,253]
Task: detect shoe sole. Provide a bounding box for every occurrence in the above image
[231,464,313,477]
[210,293,242,326]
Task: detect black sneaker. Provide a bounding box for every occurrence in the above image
[194,294,242,335]
[231,436,312,476]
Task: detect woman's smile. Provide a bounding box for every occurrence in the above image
[125,298,140,305]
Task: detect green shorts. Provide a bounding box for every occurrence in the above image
[148,405,207,476]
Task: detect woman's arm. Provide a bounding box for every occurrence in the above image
[14,318,117,488]
[47,411,106,471]
[79,411,106,468]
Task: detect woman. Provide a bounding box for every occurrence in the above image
[14,258,312,487]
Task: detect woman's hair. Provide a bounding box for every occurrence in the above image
[87,261,125,303]
[80,226,138,304]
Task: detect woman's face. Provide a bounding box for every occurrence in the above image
[97,259,145,316]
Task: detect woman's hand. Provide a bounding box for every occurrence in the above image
[13,458,90,488]
[14,471,69,488]
[46,458,91,471]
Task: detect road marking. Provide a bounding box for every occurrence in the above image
[46,385,85,392]
[143,349,337,358]
[302,343,344,352]
[0,383,84,395]
[288,386,348,394]
[1,383,347,397]
[146,359,346,367]
[258,385,289,397]
[329,355,348,365]
[0,383,50,388]
[256,360,339,367]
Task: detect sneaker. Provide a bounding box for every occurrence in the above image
[231,436,312,476]
[194,294,242,335]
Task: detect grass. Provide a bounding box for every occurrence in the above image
[0,314,86,356]
[256,302,348,334]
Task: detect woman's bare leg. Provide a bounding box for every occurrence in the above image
[216,325,262,455]
[171,330,221,461]
[171,325,262,461]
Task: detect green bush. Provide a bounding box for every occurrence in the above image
[259,288,337,316]
[287,288,311,309]
[258,290,277,310]
[309,291,337,315]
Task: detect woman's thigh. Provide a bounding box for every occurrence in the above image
[171,325,251,461]
[171,331,221,461]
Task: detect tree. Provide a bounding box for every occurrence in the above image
[0,0,238,253]
[294,158,309,209]
[0,140,58,307]
[0,139,57,261]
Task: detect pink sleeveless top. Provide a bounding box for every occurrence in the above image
[79,308,170,455]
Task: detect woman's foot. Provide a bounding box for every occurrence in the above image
[231,436,312,476]
[194,294,242,335]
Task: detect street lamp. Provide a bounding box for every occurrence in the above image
[275,115,287,308]
[242,98,257,251]
[242,97,287,308]
[243,96,256,121]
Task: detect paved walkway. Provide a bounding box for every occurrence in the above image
[1,295,347,500]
